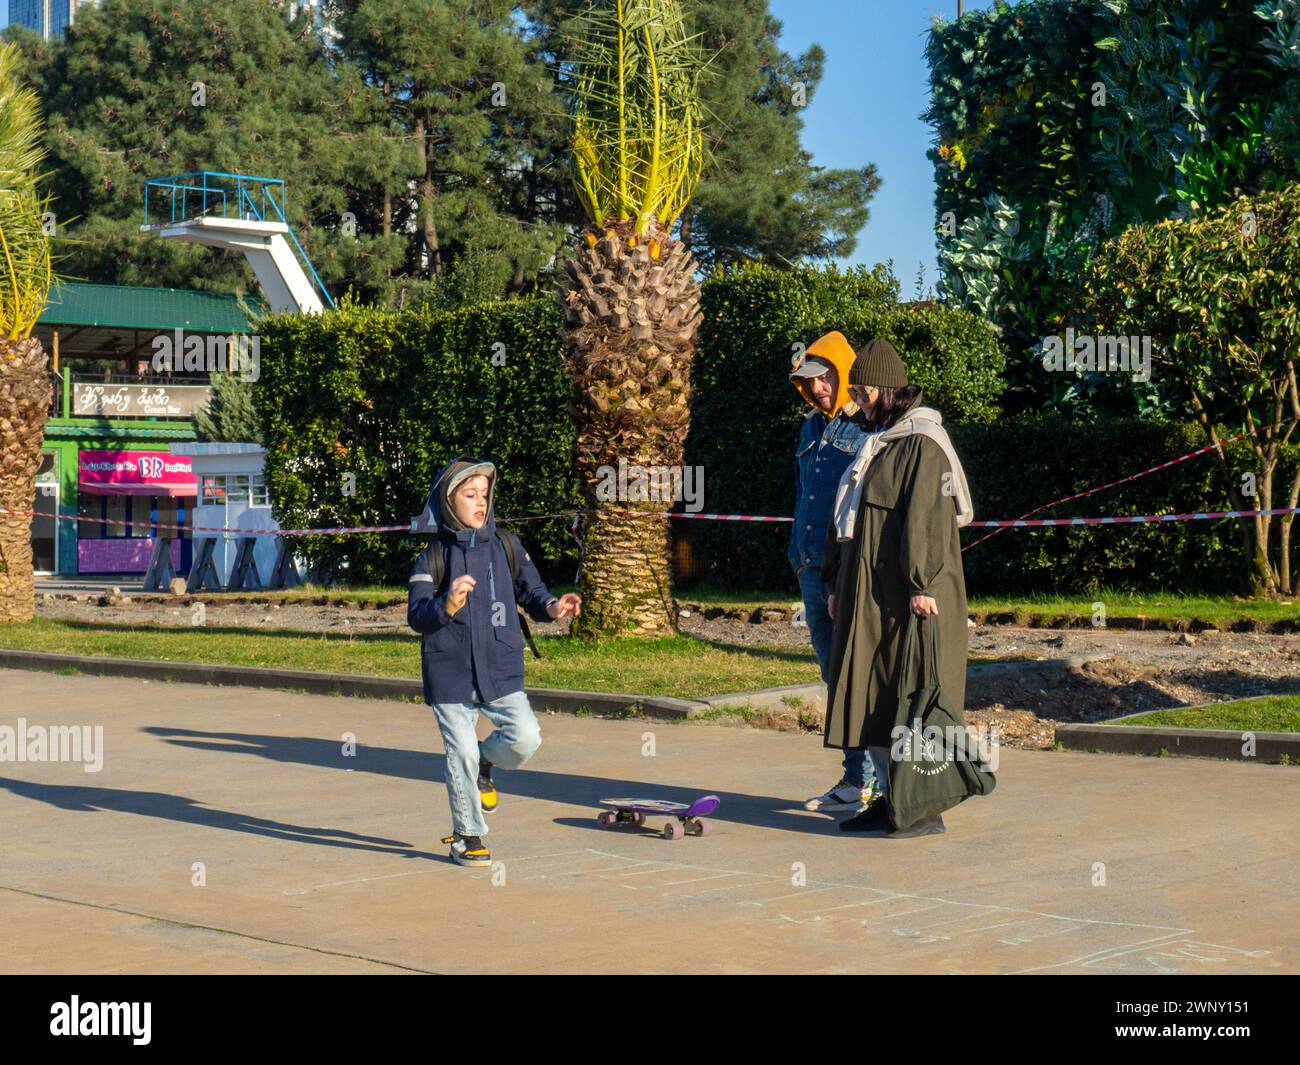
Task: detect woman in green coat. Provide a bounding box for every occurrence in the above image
[821,339,974,838]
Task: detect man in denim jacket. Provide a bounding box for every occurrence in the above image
[788,331,878,811]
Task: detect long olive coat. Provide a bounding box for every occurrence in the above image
[821,414,969,750]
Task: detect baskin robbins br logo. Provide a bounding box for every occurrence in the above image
[138,455,166,479]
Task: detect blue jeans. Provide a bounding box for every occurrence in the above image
[797,566,873,790]
[431,688,541,838]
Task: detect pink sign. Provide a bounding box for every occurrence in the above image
[79,449,198,497]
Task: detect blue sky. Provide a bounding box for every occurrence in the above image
[770,0,997,294]
[4,0,993,288]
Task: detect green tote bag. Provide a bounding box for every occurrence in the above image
[886,615,996,831]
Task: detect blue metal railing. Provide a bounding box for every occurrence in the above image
[143,171,335,309]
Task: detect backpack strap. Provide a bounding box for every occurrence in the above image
[496,529,542,660]
[423,541,446,590]
[497,528,522,585]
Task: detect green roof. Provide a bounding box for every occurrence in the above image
[39,282,265,333]
[45,423,198,441]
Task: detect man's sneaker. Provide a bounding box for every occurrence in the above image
[804,778,876,812]
[477,758,497,813]
[442,833,491,867]
[838,795,894,833]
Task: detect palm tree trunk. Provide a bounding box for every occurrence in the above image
[0,336,53,623]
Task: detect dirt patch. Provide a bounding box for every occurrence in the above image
[30,593,1300,749]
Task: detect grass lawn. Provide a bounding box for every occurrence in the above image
[967,590,1300,627]
[95,583,1300,627]
[1115,694,1300,734]
[0,618,819,699]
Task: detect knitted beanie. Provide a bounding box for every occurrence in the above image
[849,338,909,388]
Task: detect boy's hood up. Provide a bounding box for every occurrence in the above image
[791,330,859,419]
[410,457,497,535]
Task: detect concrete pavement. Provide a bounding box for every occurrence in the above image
[1,669,1296,974]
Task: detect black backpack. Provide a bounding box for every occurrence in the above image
[422,528,543,659]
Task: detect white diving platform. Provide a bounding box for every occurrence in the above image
[140,215,325,315]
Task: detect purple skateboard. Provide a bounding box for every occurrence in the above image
[596,795,721,840]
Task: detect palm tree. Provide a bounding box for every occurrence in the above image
[0,42,55,624]
[560,0,705,638]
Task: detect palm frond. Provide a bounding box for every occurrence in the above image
[0,42,51,338]
[566,0,706,233]
[0,43,46,193]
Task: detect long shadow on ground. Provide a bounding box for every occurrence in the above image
[123,725,844,838]
[0,775,436,858]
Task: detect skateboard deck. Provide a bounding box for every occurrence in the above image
[596,795,720,839]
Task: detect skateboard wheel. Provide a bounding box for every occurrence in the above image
[694,819,713,836]
[631,811,646,827]
[662,820,685,841]
[597,811,616,827]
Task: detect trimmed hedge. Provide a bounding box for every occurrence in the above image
[256,297,579,586]
[680,263,1005,587]
[952,416,1298,596]
[255,267,1287,595]
[256,264,1006,587]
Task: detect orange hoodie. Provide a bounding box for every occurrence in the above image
[790,330,859,420]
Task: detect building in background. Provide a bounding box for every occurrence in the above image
[170,443,277,588]
[35,281,264,577]
[7,1,336,41]
[8,0,97,39]
[282,0,340,42]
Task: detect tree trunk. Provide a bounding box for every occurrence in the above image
[576,503,675,636]
[1188,390,1267,594]
[0,337,53,624]
[561,222,702,638]
[413,113,442,277]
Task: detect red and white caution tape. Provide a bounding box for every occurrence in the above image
[964,506,1300,528]
[0,509,413,536]
[7,504,1300,536]
[962,414,1300,552]
[668,512,791,522]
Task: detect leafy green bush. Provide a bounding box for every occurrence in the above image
[680,262,1004,588]
[256,263,1006,588]
[953,415,1297,596]
[256,296,579,586]
[926,0,1293,413]
[256,274,1281,594]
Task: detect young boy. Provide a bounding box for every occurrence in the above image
[408,458,581,867]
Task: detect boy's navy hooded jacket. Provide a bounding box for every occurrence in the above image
[407,458,556,705]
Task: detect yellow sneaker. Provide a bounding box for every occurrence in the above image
[477,759,497,813]
[442,834,491,867]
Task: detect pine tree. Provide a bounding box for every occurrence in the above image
[193,373,263,444]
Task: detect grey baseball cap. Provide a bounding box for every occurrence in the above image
[789,355,834,379]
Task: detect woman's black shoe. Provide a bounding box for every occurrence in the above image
[888,814,946,838]
[838,797,893,833]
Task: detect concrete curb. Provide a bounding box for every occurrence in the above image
[696,682,826,714]
[1055,719,1300,762]
[0,648,709,720]
[0,648,1106,723]
[651,656,1113,717]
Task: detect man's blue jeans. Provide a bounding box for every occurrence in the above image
[431,688,541,838]
[797,566,872,790]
